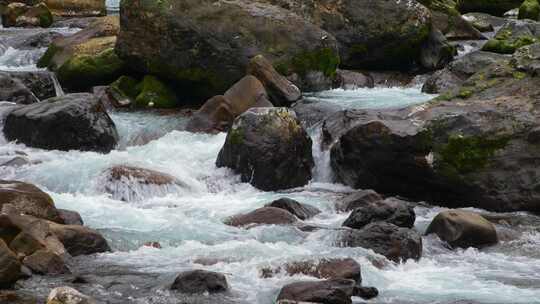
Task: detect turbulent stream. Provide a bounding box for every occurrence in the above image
[1,7,540,304]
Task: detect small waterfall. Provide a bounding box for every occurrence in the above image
[50,73,65,97]
[310,126,334,183]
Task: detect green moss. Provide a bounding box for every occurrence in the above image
[110,75,140,99]
[519,0,540,20]
[482,35,537,54]
[513,71,527,79]
[458,88,473,98]
[229,127,244,145]
[57,48,125,90]
[37,44,60,68]
[276,48,340,78]
[36,4,53,27]
[435,134,510,177]
[135,75,179,108]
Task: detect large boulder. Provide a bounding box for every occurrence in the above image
[45,0,106,17]
[426,210,498,248]
[216,108,314,191]
[266,197,321,220]
[419,0,485,40]
[0,239,21,288]
[171,270,228,294]
[276,279,355,304]
[48,222,110,256]
[0,180,62,223]
[457,0,524,16]
[419,29,456,70]
[338,222,422,262]
[37,16,123,90]
[342,198,416,230]
[1,2,53,28]
[519,0,540,20]
[186,76,273,133]
[335,190,384,212]
[115,0,339,99]
[224,207,298,228]
[266,0,432,70]
[482,19,540,54]
[3,93,118,153]
[328,44,540,213]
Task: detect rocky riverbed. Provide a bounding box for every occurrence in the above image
[1,0,540,303]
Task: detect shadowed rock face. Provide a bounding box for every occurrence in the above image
[116,0,339,100]
[3,93,118,153]
[171,270,228,294]
[216,108,314,191]
[277,278,356,304]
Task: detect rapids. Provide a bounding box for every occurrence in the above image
[1,7,540,304]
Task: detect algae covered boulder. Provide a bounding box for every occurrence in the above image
[216,107,314,191]
[116,0,339,99]
[482,20,540,54]
[1,2,53,27]
[135,75,178,108]
[519,0,540,20]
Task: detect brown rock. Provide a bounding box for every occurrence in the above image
[262,258,362,284]
[0,239,22,288]
[225,207,298,228]
[22,249,70,275]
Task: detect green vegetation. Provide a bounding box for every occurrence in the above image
[519,0,540,20]
[135,75,179,108]
[275,48,340,78]
[482,36,537,54]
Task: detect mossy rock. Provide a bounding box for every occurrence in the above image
[110,75,140,99]
[57,48,125,90]
[482,36,537,54]
[519,0,540,20]
[135,75,178,108]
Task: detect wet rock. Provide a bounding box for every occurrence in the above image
[353,286,379,299]
[426,2,485,40]
[133,75,178,108]
[266,198,321,220]
[22,249,70,275]
[102,165,186,202]
[334,70,374,90]
[463,13,507,30]
[511,42,540,75]
[1,2,53,28]
[342,198,416,229]
[263,258,361,283]
[422,69,465,94]
[216,108,313,191]
[186,76,273,133]
[420,29,456,70]
[45,0,106,17]
[0,239,22,288]
[426,209,498,248]
[292,100,342,129]
[482,19,540,54]
[457,0,524,16]
[276,278,355,304]
[171,270,228,294]
[8,71,57,101]
[57,209,83,226]
[338,222,422,262]
[103,76,137,108]
[49,222,110,256]
[4,93,118,153]
[37,16,122,91]
[0,156,31,167]
[9,231,44,256]
[116,0,339,100]
[0,180,62,223]
[0,72,39,104]
[142,241,161,249]
[247,55,302,106]
[336,190,384,212]
[46,286,97,304]
[225,207,298,228]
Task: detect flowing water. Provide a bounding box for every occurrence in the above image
[1,9,540,304]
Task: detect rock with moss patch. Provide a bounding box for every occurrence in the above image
[1,2,53,28]
[106,75,139,107]
[519,0,540,20]
[419,0,485,40]
[216,107,313,191]
[134,75,178,108]
[45,0,106,17]
[420,28,457,70]
[482,19,540,54]
[116,0,339,99]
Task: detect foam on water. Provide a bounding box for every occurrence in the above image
[304,86,436,110]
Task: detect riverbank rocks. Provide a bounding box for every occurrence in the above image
[266,198,321,220]
[342,198,416,230]
[482,19,540,54]
[262,258,361,283]
[116,0,339,99]
[171,270,228,294]
[1,2,53,28]
[457,0,524,16]
[420,29,457,70]
[22,249,70,274]
[216,108,313,191]
[336,190,384,212]
[48,221,110,256]
[225,207,298,228]
[57,209,83,226]
[246,55,301,106]
[102,165,186,202]
[419,0,485,40]
[45,0,106,17]
[268,0,433,70]
[4,93,118,153]
[339,223,422,262]
[426,210,498,248]
[186,76,273,133]
[0,239,22,288]
[277,279,355,304]
[0,72,39,104]
[37,16,123,90]
[0,180,62,223]
[46,286,97,304]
